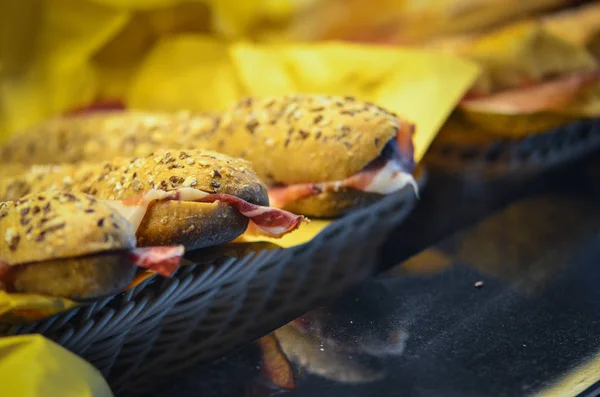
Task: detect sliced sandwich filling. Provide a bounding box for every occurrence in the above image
[460,69,600,114]
[267,135,419,209]
[0,245,184,292]
[104,188,305,238]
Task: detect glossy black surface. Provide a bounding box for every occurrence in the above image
[154,158,600,397]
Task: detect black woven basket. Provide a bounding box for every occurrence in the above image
[0,184,418,396]
[425,118,600,178]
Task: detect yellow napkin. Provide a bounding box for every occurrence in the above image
[424,19,600,137]
[235,220,332,248]
[129,37,479,163]
[0,0,129,140]
[426,20,598,96]
[0,335,113,397]
[0,269,159,324]
[0,291,80,324]
[286,0,568,43]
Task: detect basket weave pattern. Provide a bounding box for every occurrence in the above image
[426,118,600,176]
[0,187,417,396]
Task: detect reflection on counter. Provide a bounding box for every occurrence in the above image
[394,193,600,296]
[252,280,410,395]
[155,185,600,397]
[248,191,600,395]
[447,194,600,295]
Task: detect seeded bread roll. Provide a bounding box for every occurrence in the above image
[0,191,138,299]
[281,190,383,218]
[0,149,269,250]
[203,95,413,217]
[206,95,405,186]
[136,200,248,248]
[0,192,135,264]
[0,95,404,185]
[11,253,137,300]
[0,111,218,166]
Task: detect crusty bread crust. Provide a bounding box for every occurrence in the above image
[136,200,249,250]
[0,111,217,166]
[280,189,383,218]
[0,149,268,205]
[0,191,136,266]
[208,95,405,185]
[10,252,137,300]
[0,95,406,186]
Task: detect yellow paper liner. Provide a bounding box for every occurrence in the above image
[0,335,114,397]
[0,271,158,325]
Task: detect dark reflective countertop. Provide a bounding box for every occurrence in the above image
[155,158,600,397]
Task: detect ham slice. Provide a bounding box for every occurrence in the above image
[0,261,9,290]
[268,157,419,208]
[128,245,184,277]
[460,70,600,114]
[0,245,183,293]
[65,100,126,116]
[105,188,304,238]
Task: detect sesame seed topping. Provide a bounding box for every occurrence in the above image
[183,176,197,187]
[246,120,259,134]
[35,231,46,242]
[131,179,143,191]
[5,228,18,249]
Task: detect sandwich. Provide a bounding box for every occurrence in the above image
[197,95,419,217]
[424,18,600,135]
[0,95,418,218]
[0,149,304,249]
[0,191,183,300]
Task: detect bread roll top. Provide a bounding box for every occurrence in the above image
[0,111,217,165]
[210,95,407,185]
[0,95,409,187]
[0,149,269,206]
[0,191,136,266]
